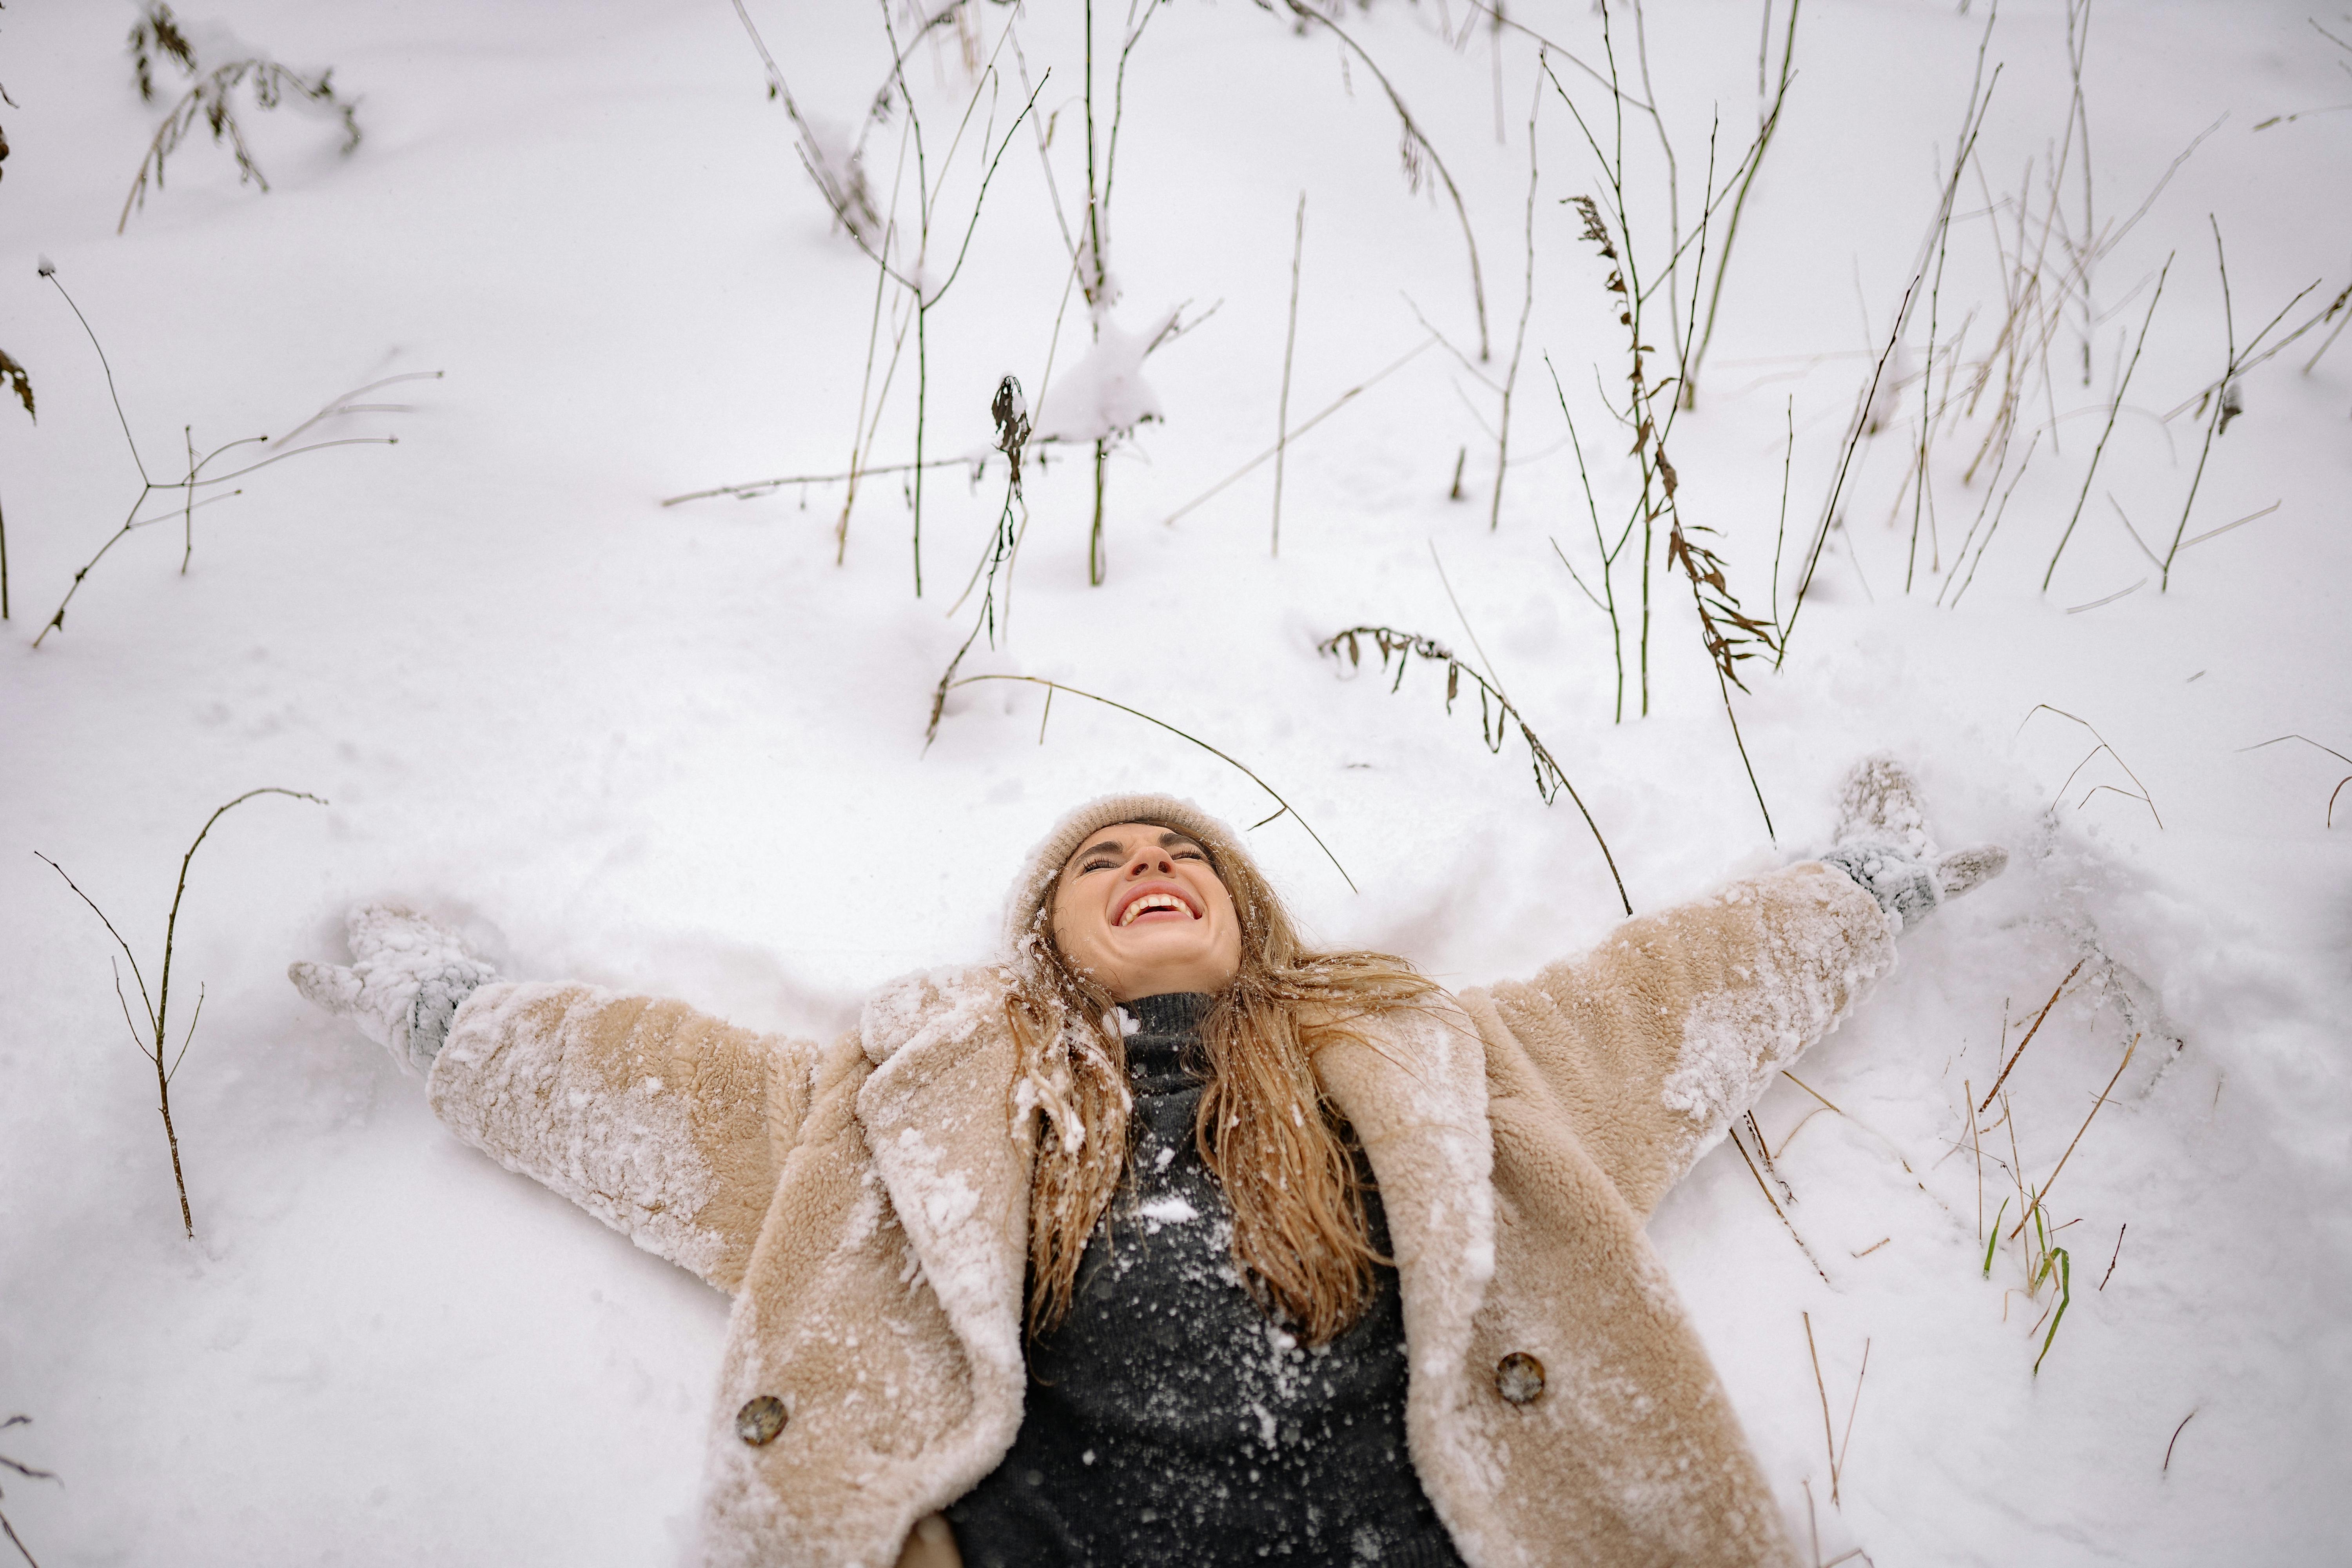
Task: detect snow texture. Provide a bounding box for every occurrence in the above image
[1036,304,1178,445]
[5,1,2349,1563]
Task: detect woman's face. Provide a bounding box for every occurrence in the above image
[1049,822,1243,1003]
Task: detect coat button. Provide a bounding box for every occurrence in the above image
[1495,1352,1546,1405]
[735,1395,788,1446]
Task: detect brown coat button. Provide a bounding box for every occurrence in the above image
[735,1395,788,1446]
[1495,1352,1546,1405]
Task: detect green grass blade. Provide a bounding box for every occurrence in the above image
[2034,1248,2073,1375]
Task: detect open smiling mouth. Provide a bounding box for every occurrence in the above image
[1117,891,1199,927]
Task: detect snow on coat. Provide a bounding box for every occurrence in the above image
[426,862,1895,1567]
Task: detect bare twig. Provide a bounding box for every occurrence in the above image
[1977,958,2086,1113]
[2158,218,2321,590]
[2044,256,2170,589]
[1490,63,1543,532]
[1748,1109,1796,1204]
[1160,337,1437,528]
[662,454,979,508]
[1545,358,1633,720]
[2021,1032,2138,1225]
[1944,429,2040,608]
[927,376,1033,731]
[2163,1409,2196,1474]
[0,1412,58,1568]
[2303,278,2352,373]
[1784,12,1997,658]
[1319,625,1630,914]
[1686,0,1801,407]
[1283,0,1488,359]
[731,0,1040,595]
[2176,499,2279,552]
[1550,35,1777,827]
[118,29,362,234]
[2022,704,2162,827]
[32,264,429,647]
[0,347,29,619]
[1731,1121,1827,1283]
[1968,1075,1985,1239]
[1802,1312,1839,1499]
[37,787,326,1237]
[2063,578,2144,614]
[1835,1337,1872,1500]
[2239,733,2352,827]
[1273,192,1306,556]
[931,673,1354,893]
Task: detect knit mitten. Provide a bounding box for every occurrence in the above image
[1820,755,2007,930]
[289,904,501,1075]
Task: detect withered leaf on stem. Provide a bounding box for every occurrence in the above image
[0,349,31,421]
[1317,624,1630,915]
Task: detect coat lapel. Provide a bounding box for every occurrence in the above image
[1317,1002,1505,1531]
[852,967,1034,1462]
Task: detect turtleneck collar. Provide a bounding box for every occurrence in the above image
[1117,992,1213,1094]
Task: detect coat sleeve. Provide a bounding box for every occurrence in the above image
[1465,862,1896,1221]
[426,980,820,1294]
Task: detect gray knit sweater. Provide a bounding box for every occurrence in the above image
[947,993,1466,1567]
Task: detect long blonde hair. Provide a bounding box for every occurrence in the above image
[1009,825,1437,1347]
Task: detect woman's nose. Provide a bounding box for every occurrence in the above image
[1127,850,1171,876]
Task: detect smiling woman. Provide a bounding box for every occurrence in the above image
[289,768,2005,1568]
[1047,824,1243,1000]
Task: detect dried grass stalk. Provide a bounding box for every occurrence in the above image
[119,4,361,234]
[1317,625,1630,915]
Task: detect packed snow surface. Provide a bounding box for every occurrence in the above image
[2,2,2348,1564]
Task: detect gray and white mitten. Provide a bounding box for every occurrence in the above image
[1820,755,2007,930]
[289,904,501,1075]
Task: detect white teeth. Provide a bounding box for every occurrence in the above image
[1118,893,1188,927]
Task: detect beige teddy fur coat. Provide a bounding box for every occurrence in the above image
[426,859,1893,1568]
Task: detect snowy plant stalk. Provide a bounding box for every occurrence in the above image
[1684,0,1801,409]
[36,788,325,1238]
[1272,193,1304,557]
[1552,14,1779,834]
[1490,73,1541,535]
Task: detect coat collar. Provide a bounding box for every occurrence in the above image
[853,967,1033,1425]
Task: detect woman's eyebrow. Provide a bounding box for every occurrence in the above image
[1067,830,1202,871]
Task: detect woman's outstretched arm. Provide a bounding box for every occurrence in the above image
[292,905,820,1294]
[1465,757,2005,1220]
[1467,860,1895,1221]
[431,980,818,1292]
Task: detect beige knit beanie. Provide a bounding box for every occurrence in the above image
[1000,793,1261,959]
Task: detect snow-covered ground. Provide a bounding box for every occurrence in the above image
[3,1,2348,1563]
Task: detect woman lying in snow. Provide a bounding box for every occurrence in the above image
[289,758,2003,1568]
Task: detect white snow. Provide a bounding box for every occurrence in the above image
[2,1,2348,1564]
[1035,303,1176,446]
[1136,1193,1198,1226]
